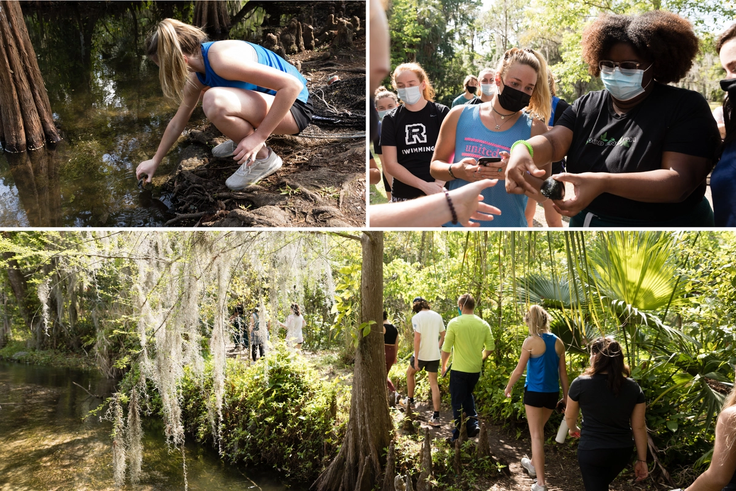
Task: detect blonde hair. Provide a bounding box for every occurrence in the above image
[392,63,435,102]
[147,19,208,102]
[524,305,550,336]
[724,378,736,410]
[374,86,398,105]
[496,48,551,123]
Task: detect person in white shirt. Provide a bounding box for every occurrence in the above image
[278,303,305,350]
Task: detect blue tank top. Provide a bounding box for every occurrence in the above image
[196,41,309,104]
[445,104,533,227]
[525,332,560,393]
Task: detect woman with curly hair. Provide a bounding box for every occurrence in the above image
[565,337,648,490]
[711,22,736,226]
[505,305,569,490]
[505,11,721,227]
[429,48,551,227]
[380,63,450,201]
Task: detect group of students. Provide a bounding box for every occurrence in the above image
[384,299,736,491]
[230,303,306,361]
[370,11,736,228]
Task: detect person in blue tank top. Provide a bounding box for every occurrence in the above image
[135,19,313,191]
[505,305,569,491]
[429,48,551,227]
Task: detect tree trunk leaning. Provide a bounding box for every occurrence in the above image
[0,0,61,153]
[311,231,391,491]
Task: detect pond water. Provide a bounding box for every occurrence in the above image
[0,361,308,490]
[0,3,207,227]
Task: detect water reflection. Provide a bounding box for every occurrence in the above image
[0,361,307,490]
[0,3,206,226]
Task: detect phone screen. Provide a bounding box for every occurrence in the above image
[477,157,502,166]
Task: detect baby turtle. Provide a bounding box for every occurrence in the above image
[540,177,565,200]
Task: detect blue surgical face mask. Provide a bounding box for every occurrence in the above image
[398,85,422,105]
[378,109,389,121]
[600,65,652,102]
[481,83,496,97]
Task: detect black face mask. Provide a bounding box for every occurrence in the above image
[466,85,477,94]
[721,78,736,99]
[498,82,531,112]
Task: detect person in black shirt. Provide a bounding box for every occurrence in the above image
[505,11,720,226]
[380,63,450,201]
[565,337,648,490]
[382,310,399,394]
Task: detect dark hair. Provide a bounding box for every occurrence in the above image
[581,11,699,84]
[717,23,736,149]
[584,337,630,396]
[412,298,430,313]
[458,293,475,311]
[291,303,301,316]
[383,310,388,321]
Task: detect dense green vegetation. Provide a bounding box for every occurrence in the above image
[383,0,735,105]
[1,231,735,488]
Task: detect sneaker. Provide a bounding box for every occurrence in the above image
[429,415,441,427]
[225,147,283,190]
[468,426,480,438]
[521,456,537,478]
[212,140,237,158]
[531,483,547,491]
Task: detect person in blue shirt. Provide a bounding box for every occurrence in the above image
[712,22,736,226]
[505,305,569,491]
[136,18,313,191]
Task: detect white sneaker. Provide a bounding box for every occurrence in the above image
[225,147,283,190]
[531,483,547,491]
[521,456,537,478]
[429,415,441,427]
[212,140,237,158]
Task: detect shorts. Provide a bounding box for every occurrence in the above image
[290,95,314,133]
[409,355,439,373]
[523,388,558,409]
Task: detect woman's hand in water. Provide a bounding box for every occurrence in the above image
[233,133,268,168]
[136,159,159,184]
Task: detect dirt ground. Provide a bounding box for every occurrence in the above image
[156,40,366,227]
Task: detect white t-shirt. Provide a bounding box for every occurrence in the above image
[411,309,445,361]
[285,314,305,346]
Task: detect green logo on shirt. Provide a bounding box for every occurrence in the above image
[587,132,635,148]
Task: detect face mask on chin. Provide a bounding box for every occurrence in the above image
[497,82,531,112]
[600,65,652,102]
[397,85,423,105]
[720,78,736,99]
[481,83,496,97]
[467,85,477,94]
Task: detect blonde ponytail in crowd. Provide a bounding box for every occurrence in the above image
[147,19,208,102]
[496,47,551,123]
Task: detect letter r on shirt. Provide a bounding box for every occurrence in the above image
[405,124,427,145]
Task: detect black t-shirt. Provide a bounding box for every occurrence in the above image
[379,102,449,199]
[384,323,398,344]
[569,374,646,451]
[557,83,720,221]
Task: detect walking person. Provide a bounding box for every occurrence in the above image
[401,297,446,427]
[565,337,648,490]
[383,310,399,394]
[505,305,569,491]
[440,294,495,443]
[452,75,479,107]
[230,304,247,351]
[249,309,266,361]
[135,18,313,190]
[277,303,305,350]
[468,67,497,105]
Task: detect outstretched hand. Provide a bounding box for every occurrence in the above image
[504,149,545,195]
[136,159,158,185]
[551,173,604,217]
[450,179,502,226]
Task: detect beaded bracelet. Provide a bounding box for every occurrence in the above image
[511,140,534,158]
[444,189,458,224]
[447,163,457,180]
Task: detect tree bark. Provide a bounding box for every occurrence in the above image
[0,0,61,153]
[1,234,32,331]
[312,231,392,491]
[194,0,231,41]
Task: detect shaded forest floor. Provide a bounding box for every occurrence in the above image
[151,40,366,227]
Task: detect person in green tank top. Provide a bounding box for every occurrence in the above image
[440,293,495,443]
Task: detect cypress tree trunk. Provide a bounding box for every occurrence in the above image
[194,0,231,40]
[0,0,61,153]
[312,231,392,491]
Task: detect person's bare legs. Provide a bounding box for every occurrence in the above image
[525,405,554,487]
[429,371,441,412]
[541,199,563,227]
[406,365,417,399]
[524,199,536,227]
[201,87,300,160]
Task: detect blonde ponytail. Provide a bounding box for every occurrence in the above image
[147,19,208,102]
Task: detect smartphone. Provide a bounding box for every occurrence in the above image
[477,157,502,166]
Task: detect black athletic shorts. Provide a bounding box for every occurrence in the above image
[290,95,314,133]
[409,355,439,373]
[523,388,558,409]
